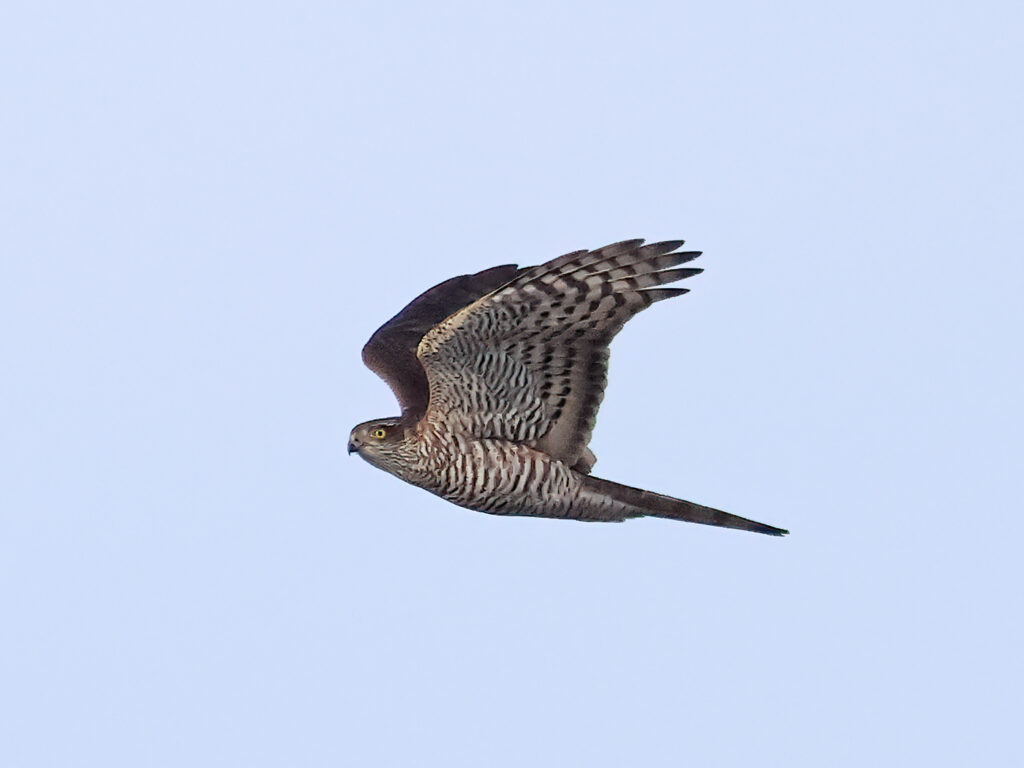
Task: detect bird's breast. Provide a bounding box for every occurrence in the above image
[405,426,580,517]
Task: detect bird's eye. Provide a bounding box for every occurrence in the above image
[372,428,386,439]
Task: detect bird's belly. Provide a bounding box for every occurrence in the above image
[421,438,581,517]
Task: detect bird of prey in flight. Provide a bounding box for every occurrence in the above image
[349,238,788,536]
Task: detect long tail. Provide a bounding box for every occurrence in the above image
[576,475,788,536]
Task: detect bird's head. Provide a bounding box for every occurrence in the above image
[348,417,407,472]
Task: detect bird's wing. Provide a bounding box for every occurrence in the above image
[362,264,523,421]
[417,239,701,468]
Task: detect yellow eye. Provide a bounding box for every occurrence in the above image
[371,428,386,439]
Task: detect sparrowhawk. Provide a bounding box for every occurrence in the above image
[349,238,788,536]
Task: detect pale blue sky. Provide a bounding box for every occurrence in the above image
[2,2,1022,766]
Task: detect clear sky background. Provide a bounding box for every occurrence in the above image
[2,2,1022,766]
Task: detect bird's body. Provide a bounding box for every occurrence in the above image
[349,238,788,536]
[375,421,581,517]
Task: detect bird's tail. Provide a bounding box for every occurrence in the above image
[576,475,788,536]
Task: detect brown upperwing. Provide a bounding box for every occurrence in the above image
[361,263,525,422]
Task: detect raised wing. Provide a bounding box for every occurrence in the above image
[417,239,701,468]
[362,263,523,421]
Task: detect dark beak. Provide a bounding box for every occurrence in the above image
[347,441,358,455]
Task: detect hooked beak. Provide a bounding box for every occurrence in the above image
[347,440,358,455]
